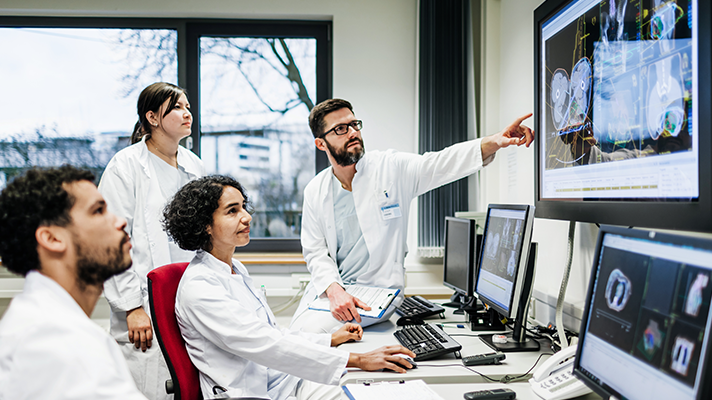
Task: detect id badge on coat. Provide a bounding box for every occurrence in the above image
[380,203,402,220]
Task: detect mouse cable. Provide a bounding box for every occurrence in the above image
[418,352,555,383]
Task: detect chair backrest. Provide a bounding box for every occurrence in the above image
[147,262,200,400]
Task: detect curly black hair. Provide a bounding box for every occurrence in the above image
[0,165,95,276]
[162,175,252,252]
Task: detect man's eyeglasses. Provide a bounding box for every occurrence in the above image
[321,120,363,138]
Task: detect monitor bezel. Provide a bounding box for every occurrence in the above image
[474,204,535,318]
[533,0,712,232]
[442,216,477,297]
[573,224,712,400]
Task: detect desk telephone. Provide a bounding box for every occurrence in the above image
[529,345,592,400]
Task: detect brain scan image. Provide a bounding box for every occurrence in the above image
[671,336,695,376]
[569,57,593,126]
[548,58,593,133]
[550,69,571,130]
[605,268,632,312]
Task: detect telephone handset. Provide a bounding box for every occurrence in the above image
[529,345,592,400]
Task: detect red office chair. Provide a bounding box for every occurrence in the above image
[147,262,265,400]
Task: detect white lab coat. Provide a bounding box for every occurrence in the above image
[98,136,205,398]
[295,139,492,318]
[0,271,147,400]
[175,251,349,400]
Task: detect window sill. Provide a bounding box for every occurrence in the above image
[233,252,305,265]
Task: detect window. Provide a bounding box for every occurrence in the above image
[0,23,178,187]
[0,18,332,252]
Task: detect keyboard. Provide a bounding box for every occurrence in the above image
[393,323,462,361]
[396,295,445,319]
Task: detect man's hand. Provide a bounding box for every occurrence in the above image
[347,345,417,373]
[331,323,364,346]
[126,307,153,352]
[481,113,535,160]
[326,283,371,323]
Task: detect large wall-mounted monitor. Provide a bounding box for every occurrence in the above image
[474,204,538,351]
[574,225,712,400]
[534,0,712,232]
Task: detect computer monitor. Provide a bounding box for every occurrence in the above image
[474,204,538,352]
[574,225,712,400]
[442,217,480,314]
[533,0,712,232]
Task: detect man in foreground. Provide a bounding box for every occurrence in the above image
[0,166,147,400]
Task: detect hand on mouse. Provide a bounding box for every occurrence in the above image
[346,345,416,373]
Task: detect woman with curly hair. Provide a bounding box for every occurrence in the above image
[162,175,414,400]
[98,82,205,399]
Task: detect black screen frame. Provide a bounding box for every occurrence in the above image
[573,225,712,400]
[533,0,712,232]
[442,216,477,297]
[474,204,535,319]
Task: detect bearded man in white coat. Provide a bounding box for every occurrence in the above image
[290,98,534,333]
[0,166,147,400]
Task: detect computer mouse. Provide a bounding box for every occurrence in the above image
[383,354,418,372]
[396,316,425,326]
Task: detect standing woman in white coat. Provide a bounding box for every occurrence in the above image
[99,82,205,400]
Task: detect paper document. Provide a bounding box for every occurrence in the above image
[308,284,400,319]
[342,379,444,400]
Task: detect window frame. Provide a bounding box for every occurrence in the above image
[0,16,332,253]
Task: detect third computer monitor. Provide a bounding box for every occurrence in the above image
[442,216,478,313]
[574,225,712,400]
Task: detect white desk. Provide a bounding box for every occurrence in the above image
[338,305,601,399]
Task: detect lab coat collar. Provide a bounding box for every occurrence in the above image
[137,135,202,179]
[354,150,369,173]
[194,250,245,276]
[24,270,87,319]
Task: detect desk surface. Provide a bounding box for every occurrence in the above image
[338,304,601,400]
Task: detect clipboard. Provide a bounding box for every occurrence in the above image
[308,284,400,319]
[342,379,445,400]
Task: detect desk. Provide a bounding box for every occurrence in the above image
[338,305,601,399]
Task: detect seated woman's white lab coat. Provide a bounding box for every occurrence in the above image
[175,251,349,400]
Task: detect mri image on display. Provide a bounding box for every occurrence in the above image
[638,319,664,360]
[670,336,695,376]
[605,268,632,312]
[683,272,709,317]
[542,0,693,170]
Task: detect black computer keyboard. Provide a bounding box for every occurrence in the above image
[396,295,445,319]
[393,323,462,361]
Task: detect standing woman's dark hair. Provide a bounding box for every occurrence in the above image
[131,82,187,144]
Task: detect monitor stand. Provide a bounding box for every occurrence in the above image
[479,242,541,352]
[468,307,506,331]
[442,293,482,315]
